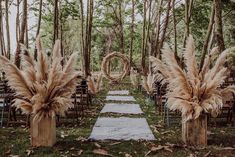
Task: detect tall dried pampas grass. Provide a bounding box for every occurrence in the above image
[141,73,156,95]
[130,67,140,87]
[150,35,235,121]
[0,37,78,122]
[87,73,103,95]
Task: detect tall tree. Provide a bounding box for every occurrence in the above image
[129,0,135,66]
[81,0,94,77]
[15,0,27,68]
[34,0,43,59]
[5,0,11,59]
[152,0,163,57]
[53,0,59,44]
[200,2,215,70]
[183,0,193,47]
[172,0,177,54]
[158,0,172,57]
[79,0,85,74]
[141,0,147,74]
[118,0,124,53]
[214,0,225,52]
[16,0,20,42]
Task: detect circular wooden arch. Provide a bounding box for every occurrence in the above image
[101,52,130,83]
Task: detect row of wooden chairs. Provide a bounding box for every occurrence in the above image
[0,80,27,127]
[58,84,91,125]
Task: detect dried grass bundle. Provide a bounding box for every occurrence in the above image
[87,73,103,95]
[0,37,78,122]
[150,35,235,121]
[130,67,140,87]
[141,73,156,95]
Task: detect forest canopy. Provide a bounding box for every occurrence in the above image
[0,0,234,75]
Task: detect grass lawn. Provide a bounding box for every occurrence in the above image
[0,78,235,157]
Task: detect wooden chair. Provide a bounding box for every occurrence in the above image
[57,83,90,125]
[158,84,167,114]
[0,81,5,127]
[0,80,9,127]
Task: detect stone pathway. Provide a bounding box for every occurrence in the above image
[89,90,155,141]
[106,95,136,102]
[101,103,143,114]
[107,90,129,95]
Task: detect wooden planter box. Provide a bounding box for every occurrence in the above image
[30,115,56,147]
[182,114,207,146]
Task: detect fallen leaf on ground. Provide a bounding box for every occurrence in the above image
[94,142,101,148]
[155,124,163,128]
[70,147,75,150]
[5,149,11,155]
[78,149,83,156]
[109,142,121,146]
[93,149,112,156]
[187,154,196,157]
[213,146,235,150]
[203,151,211,157]
[220,130,225,134]
[26,149,34,156]
[145,145,173,156]
[161,130,175,135]
[125,153,132,157]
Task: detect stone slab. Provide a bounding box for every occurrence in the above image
[106,96,136,102]
[107,90,129,95]
[101,103,143,114]
[89,117,155,140]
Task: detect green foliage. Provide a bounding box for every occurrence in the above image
[30,0,234,70]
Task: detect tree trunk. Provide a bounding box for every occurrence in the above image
[83,0,93,77]
[15,0,27,68]
[183,0,193,47]
[87,0,93,72]
[53,0,59,45]
[129,0,135,67]
[141,0,147,74]
[182,114,207,146]
[25,18,29,49]
[158,0,172,57]
[0,0,6,57]
[172,0,177,55]
[5,0,11,59]
[34,0,43,60]
[30,115,56,147]
[214,0,225,53]
[79,0,85,75]
[118,0,124,54]
[200,2,215,70]
[16,0,20,42]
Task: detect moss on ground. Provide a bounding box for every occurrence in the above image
[0,77,235,157]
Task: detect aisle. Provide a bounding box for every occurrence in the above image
[89,90,155,140]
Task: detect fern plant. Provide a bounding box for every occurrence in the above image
[150,35,235,121]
